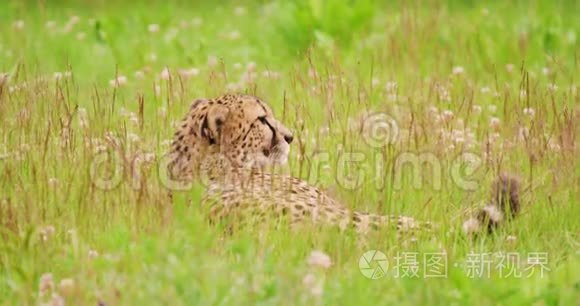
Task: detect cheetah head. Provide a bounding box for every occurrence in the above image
[208,95,293,167]
[172,94,293,176]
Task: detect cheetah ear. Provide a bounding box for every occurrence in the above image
[190,98,208,111]
[201,104,229,145]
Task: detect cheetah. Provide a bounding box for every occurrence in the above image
[167,93,521,235]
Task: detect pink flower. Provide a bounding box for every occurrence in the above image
[39,273,54,296]
[160,67,171,80]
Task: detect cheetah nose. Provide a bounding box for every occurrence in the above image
[284,135,294,144]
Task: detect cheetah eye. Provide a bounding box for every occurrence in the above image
[258,116,268,124]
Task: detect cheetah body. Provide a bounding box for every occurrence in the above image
[168,93,519,235]
[167,94,419,232]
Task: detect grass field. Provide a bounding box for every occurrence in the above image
[1,0,579,305]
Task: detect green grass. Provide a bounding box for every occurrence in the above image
[1,0,579,305]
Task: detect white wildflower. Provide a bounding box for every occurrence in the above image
[109,75,127,88]
[234,6,246,16]
[178,67,199,79]
[438,88,451,102]
[548,139,561,152]
[228,30,240,40]
[13,20,25,30]
[307,250,332,269]
[78,107,89,129]
[241,71,256,84]
[143,153,156,163]
[207,55,218,67]
[158,107,167,118]
[518,127,530,141]
[119,107,129,118]
[128,113,140,126]
[95,145,107,153]
[385,81,397,93]
[441,110,454,121]
[50,293,65,306]
[308,69,317,79]
[542,67,550,76]
[154,84,161,97]
[428,106,438,115]
[452,66,465,75]
[164,27,179,42]
[148,24,160,33]
[148,53,158,62]
[226,83,241,91]
[191,17,203,27]
[160,67,171,80]
[302,273,324,296]
[127,133,140,143]
[178,20,189,29]
[134,70,145,79]
[262,70,280,79]
[58,278,75,296]
[48,178,59,187]
[523,107,535,117]
[88,249,99,260]
[45,20,56,29]
[39,273,54,296]
[63,15,80,33]
[462,217,481,235]
[246,62,256,72]
[69,15,80,25]
[565,30,576,44]
[489,117,501,129]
